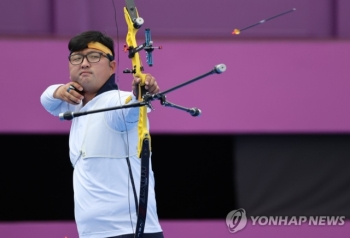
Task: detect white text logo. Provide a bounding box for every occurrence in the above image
[226,209,346,233]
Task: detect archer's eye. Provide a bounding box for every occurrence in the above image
[70,55,83,63]
[87,53,102,62]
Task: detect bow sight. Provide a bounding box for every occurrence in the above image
[123,28,162,71]
[123,0,161,74]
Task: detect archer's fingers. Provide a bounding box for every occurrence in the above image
[146,81,159,94]
[66,85,84,104]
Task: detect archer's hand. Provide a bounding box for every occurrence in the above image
[53,83,84,105]
[132,74,160,96]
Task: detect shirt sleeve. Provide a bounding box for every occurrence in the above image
[40,84,71,116]
[107,90,151,131]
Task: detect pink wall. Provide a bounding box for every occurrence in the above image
[0,220,349,238]
[0,0,349,38]
[0,38,350,134]
[1,0,349,134]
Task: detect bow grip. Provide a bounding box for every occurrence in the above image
[135,73,147,100]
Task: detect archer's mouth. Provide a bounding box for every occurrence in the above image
[80,71,92,75]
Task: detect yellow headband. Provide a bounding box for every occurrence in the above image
[87,42,113,56]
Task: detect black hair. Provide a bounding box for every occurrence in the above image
[68,30,115,59]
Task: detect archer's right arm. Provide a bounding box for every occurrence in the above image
[40,84,82,117]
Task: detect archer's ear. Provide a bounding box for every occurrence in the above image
[109,61,117,71]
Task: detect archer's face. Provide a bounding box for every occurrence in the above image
[68,48,116,94]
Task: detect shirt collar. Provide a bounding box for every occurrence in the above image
[96,74,119,96]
